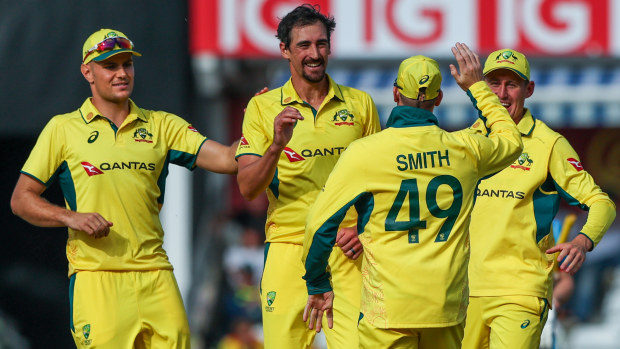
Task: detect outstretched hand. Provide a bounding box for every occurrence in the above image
[449,42,484,91]
[303,291,334,333]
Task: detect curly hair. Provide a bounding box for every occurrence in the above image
[276,4,336,48]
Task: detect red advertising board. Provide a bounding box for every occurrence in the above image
[189,0,617,58]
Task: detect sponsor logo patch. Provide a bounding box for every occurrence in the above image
[188,125,198,132]
[521,319,530,329]
[567,158,584,171]
[81,162,104,176]
[240,135,249,146]
[283,147,305,162]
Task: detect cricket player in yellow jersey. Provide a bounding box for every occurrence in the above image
[462,49,617,349]
[236,5,380,348]
[10,29,238,348]
[302,43,523,349]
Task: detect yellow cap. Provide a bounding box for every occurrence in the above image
[395,55,442,100]
[82,28,141,64]
[483,48,530,80]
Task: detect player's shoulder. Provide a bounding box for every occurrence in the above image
[47,109,83,127]
[531,117,564,145]
[334,83,372,100]
[251,86,285,103]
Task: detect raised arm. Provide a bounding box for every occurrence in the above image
[450,42,523,175]
[11,174,112,238]
[237,106,304,200]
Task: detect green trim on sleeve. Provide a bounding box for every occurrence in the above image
[577,232,594,250]
[303,193,366,294]
[169,149,198,170]
[235,152,263,160]
[20,170,46,186]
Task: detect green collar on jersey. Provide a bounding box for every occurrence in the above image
[386,106,438,128]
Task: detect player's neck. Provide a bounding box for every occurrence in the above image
[91,96,130,127]
[291,75,329,110]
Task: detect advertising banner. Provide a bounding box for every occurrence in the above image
[190,0,619,58]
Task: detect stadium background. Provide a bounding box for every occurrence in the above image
[0,0,618,348]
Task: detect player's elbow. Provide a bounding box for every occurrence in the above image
[10,191,26,219]
[238,184,260,201]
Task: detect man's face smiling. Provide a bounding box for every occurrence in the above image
[281,21,330,84]
[89,52,134,104]
[485,69,534,123]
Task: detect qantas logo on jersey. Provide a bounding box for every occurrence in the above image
[283,147,305,162]
[81,161,156,175]
[133,128,153,143]
[188,125,198,132]
[301,147,347,158]
[81,162,104,176]
[476,188,525,199]
[332,109,355,126]
[510,153,534,171]
[567,158,584,171]
[240,135,249,145]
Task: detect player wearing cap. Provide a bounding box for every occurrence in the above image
[302,43,523,348]
[462,49,616,349]
[235,4,381,348]
[10,28,238,348]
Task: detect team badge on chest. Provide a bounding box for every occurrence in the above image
[332,109,354,126]
[510,153,534,171]
[133,128,153,143]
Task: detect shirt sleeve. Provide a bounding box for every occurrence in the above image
[302,142,369,294]
[463,81,524,178]
[162,112,208,170]
[363,94,382,136]
[548,136,616,248]
[236,97,271,158]
[21,117,66,186]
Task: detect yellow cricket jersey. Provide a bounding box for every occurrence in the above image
[302,81,523,328]
[21,98,207,276]
[467,110,616,303]
[235,75,381,244]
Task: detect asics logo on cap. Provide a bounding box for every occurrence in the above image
[419,75,430,84]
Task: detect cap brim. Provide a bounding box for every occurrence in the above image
[92,48,142,62]
[484,66,529,81]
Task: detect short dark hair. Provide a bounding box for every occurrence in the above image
[276,4,336,48]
